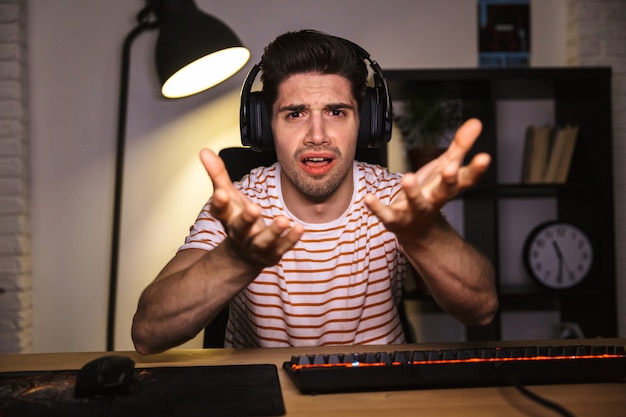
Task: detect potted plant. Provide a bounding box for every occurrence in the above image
[394,96,463,170]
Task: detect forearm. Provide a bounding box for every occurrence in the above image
[131,243,261,354]
[402,215,498,326]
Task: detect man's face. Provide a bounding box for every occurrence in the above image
[271,73,359,203]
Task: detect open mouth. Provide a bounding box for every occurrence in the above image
[303,157,332,166]
[300,153,336,175]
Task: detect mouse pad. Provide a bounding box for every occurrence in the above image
[0,364,285,417]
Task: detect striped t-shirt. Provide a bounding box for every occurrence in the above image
[180,161,408,348]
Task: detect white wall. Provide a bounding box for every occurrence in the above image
[28,0,568,352]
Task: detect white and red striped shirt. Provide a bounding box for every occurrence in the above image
[180,161,408,347]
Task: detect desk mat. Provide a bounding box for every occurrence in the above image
[0,363,285,417]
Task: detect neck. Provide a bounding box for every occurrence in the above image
[280,168,354,224]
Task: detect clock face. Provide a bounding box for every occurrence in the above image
[523,221,593,289]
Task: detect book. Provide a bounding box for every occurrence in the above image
[523,125,552,183]
[543,125,579,183]
[543,126,568,183]
[521,126,534,182]
[553,125,579,183]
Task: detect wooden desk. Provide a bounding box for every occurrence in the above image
[1,339,625,417]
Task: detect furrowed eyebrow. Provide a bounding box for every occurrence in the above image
[276,103,355,113]
[326,102,355,111]
[277,104,307,113]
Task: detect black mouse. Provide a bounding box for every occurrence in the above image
[74,354,136,398]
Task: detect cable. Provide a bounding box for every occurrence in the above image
[495,363,577,417]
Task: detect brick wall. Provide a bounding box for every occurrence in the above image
[0,0,31,353]
[568,0,626,337]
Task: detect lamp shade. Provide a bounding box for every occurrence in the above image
[155,0,250,98]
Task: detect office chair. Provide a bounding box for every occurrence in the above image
[203,146,415,347]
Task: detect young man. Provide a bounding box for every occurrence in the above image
[131,30,498,354]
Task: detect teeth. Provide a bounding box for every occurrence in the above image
[305,158,326,162]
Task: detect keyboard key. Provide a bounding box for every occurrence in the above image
[574,345,587,354]
[313,355,325,365]
[481,348,496,359]
[379,352,392,365]
[562,346,577,357]
[365,352,378,363]
[457,350,471,360]
[441,350,456,360]
[393,351,409,364]
[523,346,538,357]
[411,350,427,362]
[296,355,310,366]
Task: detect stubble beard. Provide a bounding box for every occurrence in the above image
[281,146,353,203]
[291,170,345,202]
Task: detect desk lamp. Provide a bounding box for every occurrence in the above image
[107,0,249,350]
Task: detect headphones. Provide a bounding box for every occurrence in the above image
[239,37,392,152]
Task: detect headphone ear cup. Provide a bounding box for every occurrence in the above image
[357,88,373,148]
[358,87,388,148]
[245,92,274,151]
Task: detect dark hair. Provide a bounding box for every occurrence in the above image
[260,30,368,115]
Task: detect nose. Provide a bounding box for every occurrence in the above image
[304,112,329,146]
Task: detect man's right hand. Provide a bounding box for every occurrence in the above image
[200,149,304,267]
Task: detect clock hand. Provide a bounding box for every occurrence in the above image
[552,241,564,283]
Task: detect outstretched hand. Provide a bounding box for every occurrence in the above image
[199,149,304,267]
[365,118,491,242]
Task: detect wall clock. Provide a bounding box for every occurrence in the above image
[522,221,594,289]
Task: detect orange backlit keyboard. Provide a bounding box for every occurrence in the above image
[283,344,626,394]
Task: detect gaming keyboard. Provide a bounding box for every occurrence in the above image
[283,344,626,394]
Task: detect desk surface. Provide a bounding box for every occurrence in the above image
[1,338,625,417]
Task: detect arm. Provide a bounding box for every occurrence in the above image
[400,212,497,325]
[365,118,498,325]
[131,149,303,354]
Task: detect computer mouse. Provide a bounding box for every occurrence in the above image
[74,354,136,398]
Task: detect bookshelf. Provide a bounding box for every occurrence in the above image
[386,67,616,341]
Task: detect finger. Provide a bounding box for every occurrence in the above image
[440,160,460,186]
[210,188,231,219]
[364,193,396,224]
[438,152,491,197]
[457,153,491,188]
[421,172,455,204]
[401,172,426,203]
[439,120,487,187]
[199,149,232,191]
[469,152,491,174]
[414,119,482,184]
[242,218,303,265]
[227,203,262,241]
[401,174,448,223]
[280,223,305,251]
[447,118,483,157]
[260,217,304,254]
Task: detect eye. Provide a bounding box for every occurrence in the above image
[287,111,303,120]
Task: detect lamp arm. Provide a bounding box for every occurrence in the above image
[107,19,157,351]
